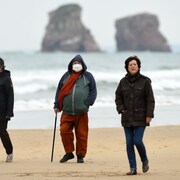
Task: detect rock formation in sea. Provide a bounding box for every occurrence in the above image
[41,4,100,52]
[115,13,171,52]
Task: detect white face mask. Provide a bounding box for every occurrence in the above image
[72,64,83,72]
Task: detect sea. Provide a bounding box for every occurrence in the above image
[1,51,180,129]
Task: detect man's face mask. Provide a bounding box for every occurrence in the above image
[72,64,83,72]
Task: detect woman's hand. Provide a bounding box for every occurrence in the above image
[146,117,152,124]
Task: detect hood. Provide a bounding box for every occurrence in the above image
[68,54,87,73]
[0,70,11,77]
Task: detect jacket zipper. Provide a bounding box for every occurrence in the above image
[72,84,76,115]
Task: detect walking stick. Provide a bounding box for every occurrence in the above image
[51,114,57,162]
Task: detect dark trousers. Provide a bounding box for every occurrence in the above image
[0,120,13,155]
[124,126,148,169]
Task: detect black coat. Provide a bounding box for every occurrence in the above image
[115,73,155,127]
[0,70,14,121]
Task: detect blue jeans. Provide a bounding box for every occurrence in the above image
[124,126,148,170]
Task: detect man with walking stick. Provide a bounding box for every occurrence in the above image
[53,55,97,163]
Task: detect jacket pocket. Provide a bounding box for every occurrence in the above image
[134,108,146,120]
[121,110,128,122]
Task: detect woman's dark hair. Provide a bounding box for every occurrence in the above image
[124,55,141,72]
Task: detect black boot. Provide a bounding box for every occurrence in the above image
[77,155,84,163]
[142,160,149,173]
[59,153,74,163]
[126,168,137,175]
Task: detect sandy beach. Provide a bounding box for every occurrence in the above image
[0,125,180,180]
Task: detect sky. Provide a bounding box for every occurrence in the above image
[0,0,179,52]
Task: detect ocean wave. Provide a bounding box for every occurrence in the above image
[14,78,180,95]
[12,69,180,92]
[12,70,64,83]
[158,65,180,70]
[153,80,180,91]
[14,82,180,95]
[15,99,54,111]
[14,95,180,112]
[8,55,180,108]
[14,83,56,94]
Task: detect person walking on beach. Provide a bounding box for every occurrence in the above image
[0,58,14,162]
[115,55,155,175]
[54,54,97,163]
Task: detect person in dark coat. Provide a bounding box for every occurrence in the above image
[0,58,14,162]
[115,56,155,175]
[54,54,97,163]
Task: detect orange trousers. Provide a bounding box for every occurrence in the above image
[60,112,89,158]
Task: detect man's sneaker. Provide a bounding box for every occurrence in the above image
[142,160,149,173]
[6,153,13,162]
[77,155,84,163]
[59,153,74,163]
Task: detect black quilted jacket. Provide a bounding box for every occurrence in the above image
[115,72,155,127]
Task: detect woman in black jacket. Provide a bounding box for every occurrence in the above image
[0,58,14,162]
[115,56,155,175]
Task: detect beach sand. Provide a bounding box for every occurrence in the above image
[0,126,180,180]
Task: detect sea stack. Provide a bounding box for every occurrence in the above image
[115,13,171,52]
[41,4,100,52]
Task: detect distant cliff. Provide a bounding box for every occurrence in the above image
[115,13,171,52]
[41,4,100,52]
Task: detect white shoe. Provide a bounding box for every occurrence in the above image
[6,153,13,162]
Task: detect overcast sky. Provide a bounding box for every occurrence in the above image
[0,0,179,52]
